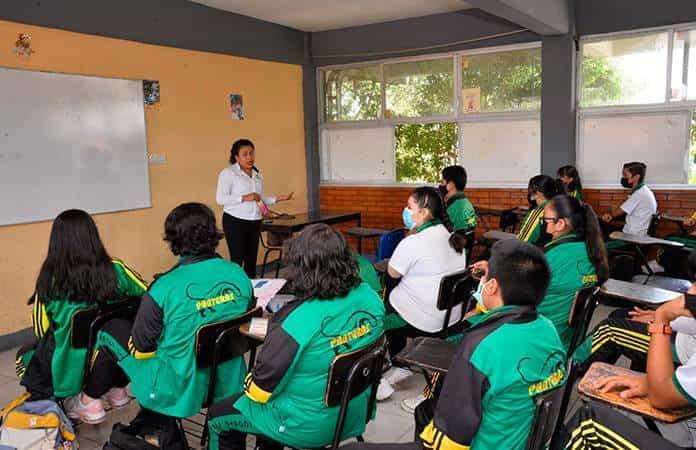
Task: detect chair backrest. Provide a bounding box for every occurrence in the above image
[436,270,475,334]
[71,296,141,349]
[648,214,659,237]
[459,230,476,256]
[525,379,566,450]
[194,306,263,369]
[500,208,520,232]
[325,335,387,449]
[549,360,579,450]
[566,286,600,356]
[376,228,406,261]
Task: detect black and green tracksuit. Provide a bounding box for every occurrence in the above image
[206,282,385,450]
[16,258,147,399]
[516,201,549,246]
[94,254,254,418]
[542,234,599,351]
[420,305,566,450]
[446,193,478,232]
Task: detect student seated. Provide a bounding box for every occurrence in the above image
[557,164,583,201]
[379,187,467,400]
[205,223,385,450]
[538,195,609,351]
[516,175,564,246]
[15,209,147,403]
[573,250,696,374]
[344,239,567,450]
[439,165,478,232]
[564,293,696,448]
[659,213,696,277]
[601,161,657,244]
[65,203,254,424]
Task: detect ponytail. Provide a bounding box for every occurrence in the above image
[411,186,466,254]
[550,195,609,283]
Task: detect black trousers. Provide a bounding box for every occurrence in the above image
[84,319,130,399]
[223,213,261,279]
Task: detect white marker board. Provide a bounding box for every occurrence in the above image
[321,127,395,182]
[578,111,690,185]
[0,67,151,226]
[459,119,540,186]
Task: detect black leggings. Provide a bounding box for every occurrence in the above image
[222,213,261,279]
[84,319,130,399]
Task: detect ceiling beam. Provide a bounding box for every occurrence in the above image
[465,0,570,35]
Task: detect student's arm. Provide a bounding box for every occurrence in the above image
[387,238,413,280]
[129,293,163,359]
[31,294,50,339]
[112,259,148,297]
[244,321,301,403]
[602,205,625,223]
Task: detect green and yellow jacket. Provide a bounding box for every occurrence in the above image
[357,254,382,293]
[541,234,599,351]
[24,259,146,398]
[517,201,549,246]
[446,193,478,232]
[234,282,385,448]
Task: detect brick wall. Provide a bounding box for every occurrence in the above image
[320,185,696,254]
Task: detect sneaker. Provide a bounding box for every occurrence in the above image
[64,393,106,424]
[104,387,130,409]
[384,367,413,386]
[401,394,426,414]
[376,378,395,401]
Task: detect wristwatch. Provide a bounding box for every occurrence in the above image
[647,322,672,335]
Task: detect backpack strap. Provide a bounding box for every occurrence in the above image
[0,392,30,421]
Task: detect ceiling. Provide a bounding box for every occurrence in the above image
[190,0,471,32]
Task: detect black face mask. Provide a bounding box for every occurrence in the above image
[620,177,632,189]
[437,184,448,197]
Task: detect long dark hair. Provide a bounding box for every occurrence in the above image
[164,203,223,257]
[229,139,259,173]
[557,165,582,192]
[285,224,361,301]
[549,195,609,283]
[528,175,565,204]
[410,186,466,254]
[34,209,118,304]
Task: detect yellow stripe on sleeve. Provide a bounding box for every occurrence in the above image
[243,373,272,404]
[32,296,49,339]
[127,337,155,360]
[112,259,148,291]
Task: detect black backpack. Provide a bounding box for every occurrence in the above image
[102,409,187,450]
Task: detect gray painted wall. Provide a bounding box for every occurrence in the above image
[576,0,696,35]
[0,0,305,64]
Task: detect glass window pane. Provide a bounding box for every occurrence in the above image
[395,122,458,183]
[322,66,381,122]
[671,29,696,101]
[460,47,541,112]
[385,58,454,118]
[581,33,668,107]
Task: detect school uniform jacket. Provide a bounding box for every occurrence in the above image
[517,201,550,246]
[420,305,566,450]
[446,193,478,232]
[234,283,385,449]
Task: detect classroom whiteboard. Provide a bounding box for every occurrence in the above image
[459,119,540,186]
[321,127,395,182]
[0,67,150,226]
[578,112,690,185]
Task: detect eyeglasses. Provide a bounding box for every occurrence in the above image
[539,216,559,225]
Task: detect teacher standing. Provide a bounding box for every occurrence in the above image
[216,139,293,278]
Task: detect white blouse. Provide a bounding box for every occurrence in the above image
[216,163,276,220]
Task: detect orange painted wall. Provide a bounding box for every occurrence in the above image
[0,20,307,335]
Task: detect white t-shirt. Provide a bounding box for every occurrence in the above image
[671,317,696,364]
[388,224,467,333]
[620,184,657,236]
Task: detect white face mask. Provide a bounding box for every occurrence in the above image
[472,278,491,312]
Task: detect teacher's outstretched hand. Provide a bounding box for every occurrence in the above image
[216,138,293,278]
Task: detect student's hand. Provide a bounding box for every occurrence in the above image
[278,192,294,202]
[627,307,655,323]
[469,260,489,279]
[602,213,613,223]
[594,374,648,399]
[685,218,696,227]
[655,295,691,323]
[242,193,261,202]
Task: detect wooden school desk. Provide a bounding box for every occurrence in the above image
[608,231,684,277]
[600,278,681,307]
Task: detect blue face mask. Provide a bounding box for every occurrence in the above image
[402,207,416,230]
[472,279,490,312]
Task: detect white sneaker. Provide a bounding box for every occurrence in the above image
[376,378,395,401]
[401,394,426,414]
[103,387,130,409]
[64,394,106,424]
[384,367,413,386]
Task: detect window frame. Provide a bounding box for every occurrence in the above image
[317,41,542,187]
[577,23,696,189]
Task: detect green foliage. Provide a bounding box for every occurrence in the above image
[395,123,457,183]
[581,57,622,106]
[386,73,453,118]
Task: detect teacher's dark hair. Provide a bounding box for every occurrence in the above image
[285,223,361,301]
[410,186,466,254]
[229,139,255,165]
[164,202,223,257]
[550,195,609,284]
[34,209,118,304]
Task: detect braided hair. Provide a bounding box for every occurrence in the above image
[410,186,466,254]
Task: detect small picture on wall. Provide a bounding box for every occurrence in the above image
[143,80,160,105]
[230,94,244,120]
